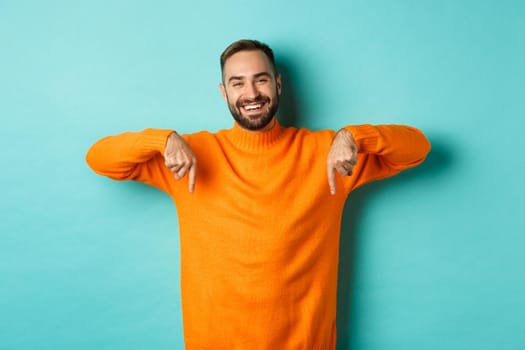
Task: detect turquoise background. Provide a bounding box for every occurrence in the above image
[1,0,524,349]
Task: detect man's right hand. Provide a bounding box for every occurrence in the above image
[164,132,197,193]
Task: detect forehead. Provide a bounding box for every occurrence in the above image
[222,50,273,79]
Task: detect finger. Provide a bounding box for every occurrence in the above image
[344,161,355,175]
[349,154,358,166]
[165,158,175,169]
[168,163,184,174]
[169,163,184,179]
[338,160,355,175]
[188,161,196,193]
[165,154,183,170]
[348,161,355,175]
[327,164,336,195]
[176,163,190,180]
[335,163,348,176]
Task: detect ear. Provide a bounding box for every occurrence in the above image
[276,74,282,96]
[219,83,228,102]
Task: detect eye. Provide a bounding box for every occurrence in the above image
[232,82,243,88]
[257,78,268,84]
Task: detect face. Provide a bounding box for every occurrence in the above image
[220,50,281,132]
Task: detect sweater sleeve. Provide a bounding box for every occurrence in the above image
[85,128,175,193]
[342,124,431,192]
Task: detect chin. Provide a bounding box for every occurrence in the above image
[237,116,272,131]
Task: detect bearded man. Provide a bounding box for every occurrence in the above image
[86,39,431,349]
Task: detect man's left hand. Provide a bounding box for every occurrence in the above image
[327,128,358,195]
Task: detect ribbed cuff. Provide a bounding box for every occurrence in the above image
[141,128,175,154]
[343,124,380,153]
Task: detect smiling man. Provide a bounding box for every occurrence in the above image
[220,48,281,132]
[86,39,431,349]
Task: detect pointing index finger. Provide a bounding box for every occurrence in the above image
[327,164,336,195]
[188,162,196,193]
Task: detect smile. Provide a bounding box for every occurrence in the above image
[241,100,269,114]
[243,103,263,111]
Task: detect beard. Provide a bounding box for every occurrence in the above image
[227,93,280,131]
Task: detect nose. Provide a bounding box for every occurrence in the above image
[245,81,260,99]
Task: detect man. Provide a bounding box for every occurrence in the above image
[86,39,431,349]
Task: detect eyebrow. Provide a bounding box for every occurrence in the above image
[227,71,273,83]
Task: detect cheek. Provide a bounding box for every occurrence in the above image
[227,90,240,101]
[224,90,238,105]
[268,87,279,99]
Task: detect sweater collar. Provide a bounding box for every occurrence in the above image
[226,118,284,151]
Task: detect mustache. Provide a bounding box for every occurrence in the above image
[236,96,270,107]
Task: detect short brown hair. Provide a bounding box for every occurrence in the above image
[220,39,277,77]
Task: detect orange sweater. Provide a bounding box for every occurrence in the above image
[86,121,430,349]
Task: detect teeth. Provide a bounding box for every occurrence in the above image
[244,104,262,110]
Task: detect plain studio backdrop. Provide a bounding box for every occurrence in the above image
[1,0,523,349]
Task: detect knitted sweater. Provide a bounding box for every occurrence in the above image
[86,120,430,349]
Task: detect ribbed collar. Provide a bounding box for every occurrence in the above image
[225,118,284,152]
